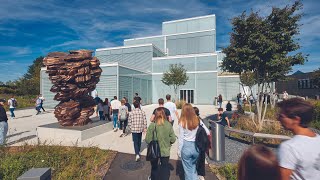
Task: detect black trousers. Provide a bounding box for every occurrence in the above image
[197,151,206,176]
[150,157,170,180]
[119,120,128,133]
[104,113,111,121]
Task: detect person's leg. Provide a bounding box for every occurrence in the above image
[137,132,142,154]
[119,120,123,130]
[181,141,199,180]
[41,104,45,112]
[113,113,117,129]
[132,133,140,155]
[160,157,170,180]
[99,111,104,120]
[150,158,159,180]
[9,108,14,118]
[0,122,8,145]
[123,120,128,134]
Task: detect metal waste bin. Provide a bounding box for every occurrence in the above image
[210,121,225,161]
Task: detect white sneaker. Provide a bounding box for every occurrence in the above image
[148,176,151,180]
[198,175,205,180]
[114,128,118,132]
[135,154,140,162]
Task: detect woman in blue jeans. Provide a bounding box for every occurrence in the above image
[178,103,200,180]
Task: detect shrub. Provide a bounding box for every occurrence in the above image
[175,100,186,109]
[211,164,237,180]
[308,99,320,129]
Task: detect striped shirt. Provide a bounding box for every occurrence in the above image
[128,109,147,133]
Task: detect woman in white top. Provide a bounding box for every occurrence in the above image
[178,103,200,180]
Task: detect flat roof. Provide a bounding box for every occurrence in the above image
[163,14,215,24]
[96,43,153,52]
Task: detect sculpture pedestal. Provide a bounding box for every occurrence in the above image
[37,119,112,146]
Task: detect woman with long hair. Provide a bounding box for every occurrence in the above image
[146,108,176,180]
[178,103,200,180]
[238,145,280,180]
[103,98,111,121]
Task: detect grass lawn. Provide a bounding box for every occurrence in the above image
[0,145,117,180]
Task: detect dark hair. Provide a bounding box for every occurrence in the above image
[114,96,117,100]
[104,98,109,105]
[123,97,128,103]
[238,145,280,180]
[135,93,138,96]
[158,98,164,105]
[193,107,200,116]
[166,94,171,100]
[277,98,314,128]
[133,101,140,108]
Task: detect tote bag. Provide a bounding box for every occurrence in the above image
[146,124,161,161]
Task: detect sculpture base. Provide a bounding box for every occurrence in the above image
[37,118,113,145]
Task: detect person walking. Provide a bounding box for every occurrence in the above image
[110,96,121,131]
[123,97,132,113]
[97,99,105,121]
[118,99,128,137]
[193,107,210,180]
[133,93,142,108]
[7,96,17,119]
[178,103,201,180]
[128,101,147,162]
[226,101,232,111]
[277,98,320,180]
[103,98,111,121]
[238,145,280,180]
[0,99,8,145]
[39,94,45,112]
[249,94,254,106]
[218,94,223,108]
[35,96,42,115]
[164,94,179,126]
[146,108,176,180]
[150,98,171,122]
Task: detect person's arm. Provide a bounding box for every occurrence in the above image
[169,125,176,144]
[143,111,147,132]
[128,113,132,128]
[225,116,231,128]
[178,125,184,157]
[110,105,113,115]
[167,115,172,122]
[175,111,179,119]
[200,120,210,135]
[150,113,155,122]
[280,167,293,180]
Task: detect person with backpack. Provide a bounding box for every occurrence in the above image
[7,95,17,119]
[103,98,111,121]
[193,107,210,180]
[145,108,176,180]
[178,103,201,180]
[0,99,8,145]
[35,96,42,115]
[118,99,128,137]
[97,99,105,121]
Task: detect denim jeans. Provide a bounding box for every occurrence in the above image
[218,101,222,108]
[132,133,142,155]
[99,111,105,120]
[119,120,128,133]
[9,108,15,117]
[181,140,199,180]
[113,113,118,128]
[0,121,8,145]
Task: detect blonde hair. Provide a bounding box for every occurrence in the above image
[121,99,125,104]
[154,108,165,126]
[179,103,199,130]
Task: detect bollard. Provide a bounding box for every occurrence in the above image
[17,168,51,180]
[211,121,225,161]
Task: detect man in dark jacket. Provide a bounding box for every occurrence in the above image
[0,99,8,145]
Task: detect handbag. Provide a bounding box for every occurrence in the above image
[146,124,161,161]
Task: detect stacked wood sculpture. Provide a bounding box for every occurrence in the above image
[43,50,102,126]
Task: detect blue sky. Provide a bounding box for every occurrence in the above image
[0,0,319,82]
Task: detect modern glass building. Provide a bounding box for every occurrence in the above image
[41,14,240,108]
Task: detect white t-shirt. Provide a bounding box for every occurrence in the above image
[110,100,121,110]
[164,102,177,121]
[8,98,15,108]
[278,134,320,180]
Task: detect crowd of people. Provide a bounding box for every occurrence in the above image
[0,91,319,180]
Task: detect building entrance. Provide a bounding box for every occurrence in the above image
[180,90,194,104]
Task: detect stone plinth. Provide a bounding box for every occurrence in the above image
[17,168,51,180]
[37,119,112,145]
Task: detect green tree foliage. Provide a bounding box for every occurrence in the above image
[221,1,307,130]
[161,63,189,100]
[312,68,320,89]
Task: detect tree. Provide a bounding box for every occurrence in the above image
[313,68,320,89]
[240,71,256,118]
[161,63,189,101]
[221,1,307,130]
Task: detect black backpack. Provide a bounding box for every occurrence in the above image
[195,123,210,152]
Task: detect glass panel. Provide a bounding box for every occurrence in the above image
[191,90,194,103]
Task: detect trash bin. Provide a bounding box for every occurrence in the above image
[210,121,225,161]
[213,97,217,106]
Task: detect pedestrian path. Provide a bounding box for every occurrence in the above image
[104,152,217,180]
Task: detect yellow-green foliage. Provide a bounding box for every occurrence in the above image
[0,145,115,180]
[211,164,237,180]
[175,100,186,109]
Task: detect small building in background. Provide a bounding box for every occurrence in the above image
[276,70,320,99]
